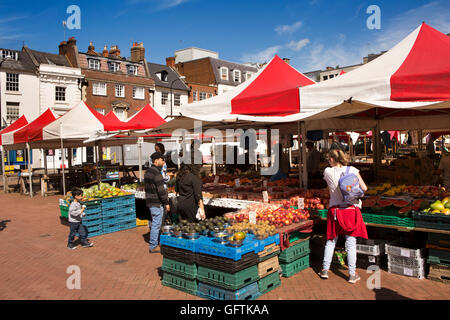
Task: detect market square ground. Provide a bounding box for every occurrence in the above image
[0,192,449,300]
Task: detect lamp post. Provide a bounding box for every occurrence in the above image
[169,76,186,117]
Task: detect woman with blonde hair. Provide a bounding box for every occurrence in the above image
[319,149,368,284]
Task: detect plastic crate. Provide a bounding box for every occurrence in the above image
[387,255,425,269]
[84,206,102,215]
[195,235,259,261]
[257,256,280,278]
[197,265,259,291]
[83,217,103,227]
[258,243,281,262]
[196,251,259,273]
[427,233,450,249]
[356,239,387,256]
[136,218,148,227]
[411,211,450,230]
[280,254,310,278]
[102,221,136,234]
[102,212,135,225]
[385,242,426,259]
[258,271,281,295]
[116,204,136,215]
[387,262,425,279]
[361,212,415,228]
[101,197,117,209]
[277,220,314,251]
[75,223,102,237]
[116,194,135,206]
[251,233,280,252]
[161,245,196,265]
[428,248,450,266]
[356,253,386,269]
[59,205,68,218]
[86,229,103,238]
[278,238,310,264]
[427,264,450,284]
[259,250,280,263]
[160,234,198,252]
[81,199,102,207]
[162,257,197,279]
[310,209,327,219]
[162,272,198,296]
[196,281,260,301]
[102,207,118,218]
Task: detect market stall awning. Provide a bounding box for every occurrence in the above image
[2,109,57,145]
[124,104,166,130]
[181,55,315,120]
[0,115,28,145]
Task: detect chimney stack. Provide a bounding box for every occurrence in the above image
[67,37,77,50]
[102,45,109,57]
[59,41,68,55]
[131,42,145,62]
[87,41,96,55]
[326,66,333,71]
[166,56,175,68]
[282,58,291,65]
[109,45,121,57]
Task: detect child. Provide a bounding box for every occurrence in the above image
[68,188,94,249]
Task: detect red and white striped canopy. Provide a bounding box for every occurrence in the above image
[2,108,57,145]
[182,55,315,120]
[0,115,28,145]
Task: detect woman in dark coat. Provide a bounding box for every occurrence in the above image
[175,164,206,222]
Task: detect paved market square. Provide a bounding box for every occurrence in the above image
[1,192,449,300]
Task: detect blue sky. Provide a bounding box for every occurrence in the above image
[1,0,449,72]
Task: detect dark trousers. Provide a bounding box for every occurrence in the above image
[68,222,88,244]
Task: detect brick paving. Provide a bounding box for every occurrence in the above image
[0,191,449,300]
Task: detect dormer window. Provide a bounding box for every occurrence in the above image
[233,70,241,82]
[108,61,120,72]
[88,58,100,70]
[1,50,18,60]
[246,72,252,80]
[127,64,138,75]
[220,67,228,81]
[160,71,168,82]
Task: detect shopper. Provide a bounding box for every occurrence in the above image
[144,152,170,253]
[155,142,170,188]
[270,143,290,181]
[175,163,206,222]
[67,188,94,249]
[319,149,368,283]
[438,151,450,189]
[306,141,321,177]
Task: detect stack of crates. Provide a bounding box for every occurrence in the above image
[159,233,281,300]
[101,195,136,235]
[385,241,426,279]
[356,239,387,270]
[278,233,311,278]
[426,233,450,284]
[80,199,103,237]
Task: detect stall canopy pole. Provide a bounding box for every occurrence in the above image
[95,142,100,188]
[418,129,423,151]
[27,143,33,198]
[60,123,66,196]
[121,145,125,166]
[138,137,143,183]
[300,121,308,190]
[212,136,216,176]
[1,146,6,193]
[297,121,302,189]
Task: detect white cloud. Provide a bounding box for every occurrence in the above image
[126,0,190,10]
[275,21,302,35]
[241,45,282,64]
[287,39,310,51]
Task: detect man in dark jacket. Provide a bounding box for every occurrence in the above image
[144,152,170,253]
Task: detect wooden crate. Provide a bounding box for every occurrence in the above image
[257,256,280,278]
[427,264,450,284]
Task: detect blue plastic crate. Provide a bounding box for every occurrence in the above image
[102,221,135,234]
[247,234,281,252]
[84,206,101,215]
[101,198,117,209]
[160,234,198,252]
[196,281,260,300]
[87,230,103,238]
[83,217,102,227]
[102,207,118,218]
[117,204,136,215]
[102,212,135,225]
[195,235,259,261]
[116,195,135,206]
[76,224,102,237]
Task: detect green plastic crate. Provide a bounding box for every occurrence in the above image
[279,239,310,264]
[361,212,415,228]
[280,255,310,278]
[427,233,450,249]
[59,205,68,218]
[258,271,281,295]
[162,272,198,296]
[428,248,450,266]
[161,257,197,279]
[197,265,259,291]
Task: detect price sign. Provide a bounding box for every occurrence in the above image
[400,249,410,258]
[214,176,220,184]
[298,197,304,209]
[262,191,269,203]
[235,178,240,188]
[403,267,413,277]
[249,211,256,224]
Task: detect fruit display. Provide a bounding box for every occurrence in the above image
[80,183,131,200]
[365,184,444,200]
[421,197,450,216]
[122,182,144,191]
[172,216,230,234]
[227,221,277,239]
[227,231,247,242]
[256,208,310,228]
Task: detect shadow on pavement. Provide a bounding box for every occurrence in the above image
[373,287,414,300]
[0,219,11,231]
[143,232,150,244]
